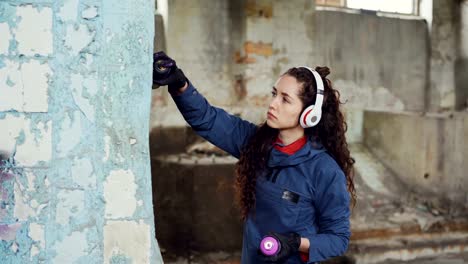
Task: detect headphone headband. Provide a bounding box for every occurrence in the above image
[299,66,324,128]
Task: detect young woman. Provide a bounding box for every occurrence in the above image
[153,51,356,264]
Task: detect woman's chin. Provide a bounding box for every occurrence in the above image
[266,119,277,128]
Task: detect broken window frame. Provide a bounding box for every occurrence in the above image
[315,0,421,17]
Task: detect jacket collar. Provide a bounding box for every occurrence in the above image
[273,136,307,155]
[267,136,326,167]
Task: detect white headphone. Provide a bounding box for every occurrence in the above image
[299,67,324,128]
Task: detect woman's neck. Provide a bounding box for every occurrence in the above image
[278,127,305,145]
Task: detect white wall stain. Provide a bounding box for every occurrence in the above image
[103,135,111,161]
[0,23,11,54]
[21,61,51,112]
[29,223,45,256]
[14,5,53,56]
[104,220,150,264]
[13,118,52,166]
[0,60,51,112]
[82,6,98,20]
[104,169,137,219]
[64,23,95,55]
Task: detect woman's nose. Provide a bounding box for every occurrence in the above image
[269,101,275,110]
[269,98,278,110]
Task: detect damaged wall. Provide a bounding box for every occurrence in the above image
[429,0,458,111]
[0,0,162,263]
[312,10,428,112]
[149,0,467,222]
[150,0,429,143]
[456,0,468,110]
[363,111,468,206]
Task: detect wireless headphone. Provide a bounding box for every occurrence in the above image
[299,67,325,128]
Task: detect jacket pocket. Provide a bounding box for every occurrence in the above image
[253,178,302,234]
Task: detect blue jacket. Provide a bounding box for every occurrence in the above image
[172,83,351,263]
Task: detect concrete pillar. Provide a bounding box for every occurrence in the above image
[0,0,162,263]
[456,0,468,110]
[428,0,458,111]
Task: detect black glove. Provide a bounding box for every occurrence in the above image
[153,51,188,90]
[259,232,301,263]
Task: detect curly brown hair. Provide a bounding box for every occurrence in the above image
[234,66,356,220]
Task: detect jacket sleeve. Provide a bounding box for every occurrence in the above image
[171,82,257,159]
[306,168,351,263]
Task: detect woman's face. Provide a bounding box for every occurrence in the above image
[266,75,305,130]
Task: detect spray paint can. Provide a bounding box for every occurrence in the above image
[259,236,281,256]
[153,59,172,89]
[154,59,171,75]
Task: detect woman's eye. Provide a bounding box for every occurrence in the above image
[271,91,277,97]
[283,98,289,103]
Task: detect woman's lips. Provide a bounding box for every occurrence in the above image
[267,112,277,119]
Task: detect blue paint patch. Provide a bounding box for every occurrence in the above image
[82,5,99,21]
[0,178,33,263]
[0,160,19,173]
[28,113,52,144]
[8,40,17,55]
[0,3,16,24]
[32,3,51,13]
[18,54,30,64]
[6,77,15,87]
[9,110,20,117]
[15,130,25,146]
[110,254,132,264]
[0,240,15,263]
[14,223,34,261]
[0,171,15,222]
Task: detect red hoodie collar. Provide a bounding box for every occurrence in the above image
[273,136,307,155]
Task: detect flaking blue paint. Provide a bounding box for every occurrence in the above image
[6,76,15,86]
[110,254,132,264]
[15,130,25,145]
[0,167,34,263]
[9,39,18,55]
[0,3,17,24]
[0,171,15,222]
[1,0,161,262]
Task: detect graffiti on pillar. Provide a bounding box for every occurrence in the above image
[0,154,20,257]
[0,152,14,224]
[0,153,36,262]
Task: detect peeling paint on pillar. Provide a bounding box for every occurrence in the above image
[0,0,162,263]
